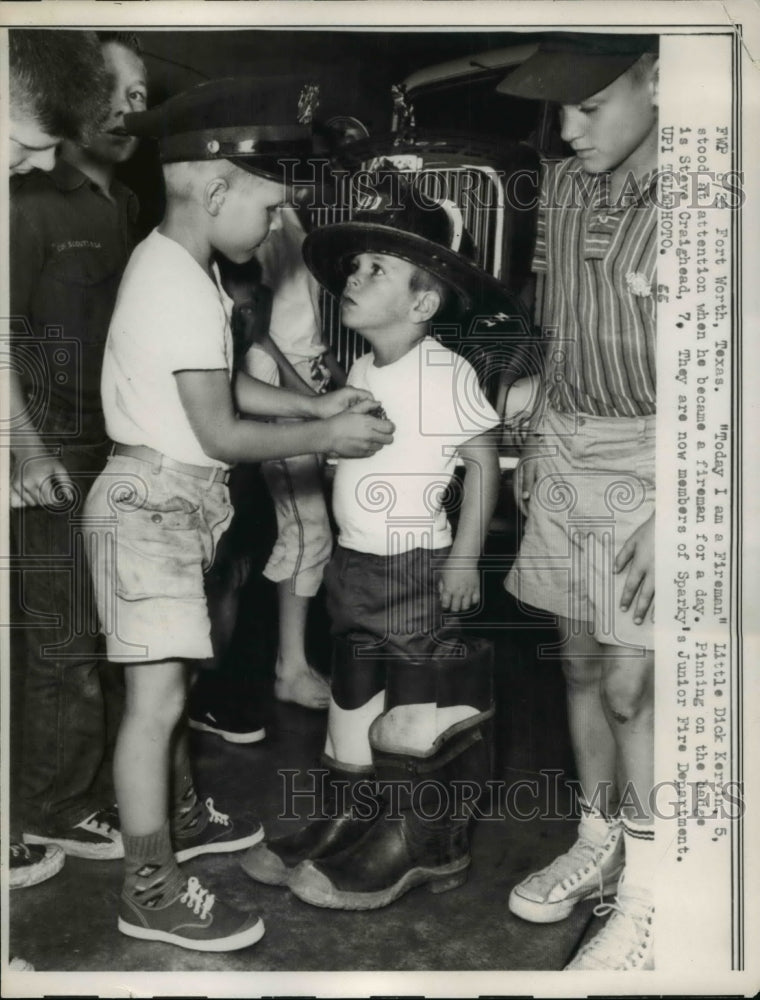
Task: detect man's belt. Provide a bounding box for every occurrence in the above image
[110,443,230,485]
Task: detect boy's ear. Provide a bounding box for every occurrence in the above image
[411,288,441,324]
[204,176,229,217]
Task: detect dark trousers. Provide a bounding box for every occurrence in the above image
[10,439,120,834]
[323,544,460,660]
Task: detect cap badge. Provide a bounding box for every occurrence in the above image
[297,83,320,124]
[206,139,221,154]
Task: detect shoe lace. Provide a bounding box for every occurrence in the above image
[205,798,231,826]
[585,891,654,967]
[180,876,215,919]
[537,835,611,897]
[83,808,118,836]
[10,843,31,861]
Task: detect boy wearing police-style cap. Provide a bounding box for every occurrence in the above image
[498,34,659,970]
[241,185,531,910]
[84,77,393,952]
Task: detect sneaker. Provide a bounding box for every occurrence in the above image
[508,812,623,923]
[24,808,124,860]
[174,798,264,863]
[188,707,266,744]
[119,874,265,952]
[9,842,65,889]
[564,876,654,970]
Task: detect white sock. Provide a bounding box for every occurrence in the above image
[620,816,655,893]
[578,797,619,845]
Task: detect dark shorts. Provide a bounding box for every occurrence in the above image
[323,544,458,659]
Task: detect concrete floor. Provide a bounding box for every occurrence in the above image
[8,615,605,977]
[7,477,609,978]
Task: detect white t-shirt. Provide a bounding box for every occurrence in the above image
[101,229,234,467]
[333,337,500,556]
[253,204,325,364]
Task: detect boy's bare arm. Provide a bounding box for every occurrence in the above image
[615,511,655,625]
[249,335,318,395]
[320,347,347,388]
[233,369,377,420]
[176,369,394,464]
[438,430,501,613]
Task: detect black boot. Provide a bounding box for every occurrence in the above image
[241,633,387,885]
[288,707,493,909]
[240,759,381,886]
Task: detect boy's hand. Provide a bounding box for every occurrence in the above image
[311,386,374,419]
[615,512,655,624]
[10,448,74,509]
[513,435,544,517]
[325,409,394,458]
[438,562,481,613]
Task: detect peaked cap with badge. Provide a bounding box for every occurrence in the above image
[497,32,658,105]
[123,76,322,182]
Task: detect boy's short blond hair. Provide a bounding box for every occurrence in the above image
[10,29,110,144]
[408,264,451,319]
[162,159,261,203]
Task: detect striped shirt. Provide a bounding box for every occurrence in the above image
[533,157,657,417]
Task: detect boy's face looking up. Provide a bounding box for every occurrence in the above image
[559,55,658,180]
[340,252,440,339]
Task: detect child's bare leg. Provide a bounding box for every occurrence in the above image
[600,648,654,821]
[115,660,187,836]
[273,583,330,709]
[115,659,265,949]
[558,619,618,813]
[563,646,655,971]
[508,623,625,924]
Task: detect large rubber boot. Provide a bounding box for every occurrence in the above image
[240,636,385,887]
[289,638,494,910]
[240,758,381,885]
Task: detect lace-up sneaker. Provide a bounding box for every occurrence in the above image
[9,842,65,889]
[188,707,266,744]
[564,876,654,970]
[174,798,264,863]
[24,808,124,860]
[509,811,623,923]
[119,875,265,952]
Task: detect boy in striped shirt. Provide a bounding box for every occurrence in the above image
[499,33,659,970]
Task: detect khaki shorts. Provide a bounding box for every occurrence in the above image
[505,406,655,650]
[247,347,333,597]
[84,454,233,662]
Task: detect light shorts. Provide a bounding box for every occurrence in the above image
[261,452,332,597]
[84,453,233,663]
[246,346,333,597]
[505,405,655,650]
